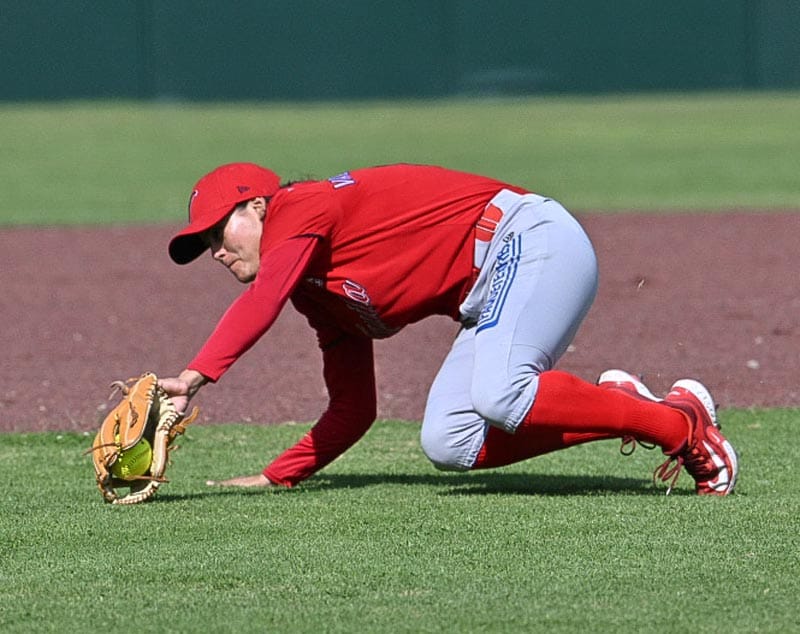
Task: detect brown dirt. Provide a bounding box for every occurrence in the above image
[1,211,798,433]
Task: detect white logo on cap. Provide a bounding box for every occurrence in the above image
[187,190,199,219]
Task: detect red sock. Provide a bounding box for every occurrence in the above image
[474,426,612,469]
[518,370,688,454]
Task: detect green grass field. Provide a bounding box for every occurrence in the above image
[1,91,799,226]
[1,92,798,632]
[1,411,798,633]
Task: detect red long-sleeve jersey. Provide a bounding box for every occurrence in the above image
[187,164,526,485]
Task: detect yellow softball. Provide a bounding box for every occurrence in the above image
[111,438,153,479]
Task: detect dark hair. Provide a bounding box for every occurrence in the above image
[280,174,317,188]
[232,179,313,212]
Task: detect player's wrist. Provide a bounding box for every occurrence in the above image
[179,369,208,396]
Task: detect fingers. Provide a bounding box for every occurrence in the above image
[158,377,189,396]
[206,474,273,488]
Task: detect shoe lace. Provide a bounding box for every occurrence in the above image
[653,435,717,495]
[620,436,657,456]
[653,454,684,495]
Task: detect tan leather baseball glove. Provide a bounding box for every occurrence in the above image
[88,372,199,505]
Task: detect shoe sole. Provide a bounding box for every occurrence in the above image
[597,369,661,402]
[669,379,718,428]
[707,436,739,495]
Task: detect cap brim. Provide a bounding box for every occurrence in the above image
[168,203,231,264]
[169,232,207,264]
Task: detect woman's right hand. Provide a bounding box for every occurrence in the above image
[159,369,207,415]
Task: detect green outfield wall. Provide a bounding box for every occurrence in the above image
[2,0,798,101]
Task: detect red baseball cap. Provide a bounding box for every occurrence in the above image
[168,162,281,264]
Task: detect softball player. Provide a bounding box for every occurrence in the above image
[160,162,738,495]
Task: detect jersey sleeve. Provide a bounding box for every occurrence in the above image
[261,321,377,487]
[187,235,320,381]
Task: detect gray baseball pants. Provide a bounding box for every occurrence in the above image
[420,190,599,470]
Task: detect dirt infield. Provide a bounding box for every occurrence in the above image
[1,211,798,433]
